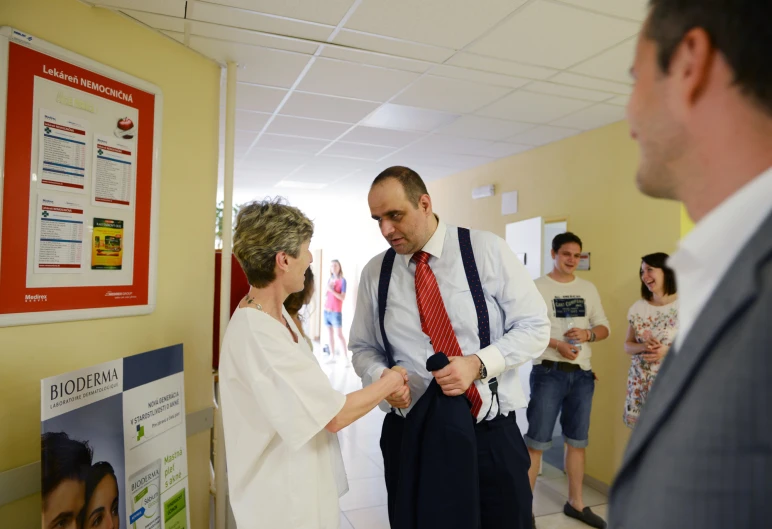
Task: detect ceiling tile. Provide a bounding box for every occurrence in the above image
[393,76,512,114]
[240,149,311,173]
[284,157,367,184]
[344,0,527,49]
[190,20,319,54]
[255,134,330,154]
[520,81,616,102]
[203,0,357,26]
[281,92,380,123]
[387,151,496,171]
[323,142,397,160]
[549,72,633,95]
[362,104,460,133]
[235,131,258,150]
[447,53,558,80]
[266,115,351,140]
[468,1,639,69]
[477,91,593,123]
[189,2,333,41]
[320,46,432,74]
[476,142,533,158]
[438,115,534,141]
[274,180,331,189]
[430,65,530,89]
[93,0,185,17]
[550,103,627,130]
[606,95,630,107]
[333,30,455,63]
[236,110,271,131]
[556,0,648,21]
[121,10,185,32]
[340,126,425,148]
[507,125,583,146]
[234,170,285,188]
[189,38,312,88]
[297,58,419,102]
[407,135,494,156]
[236,84,287,113]
[570,38,637,84]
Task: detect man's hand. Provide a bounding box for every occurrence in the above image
[556,341,579,361]
[642,343,669,363]
[382,366,411,408]
[564,327,590,344]
[432,355,480,397]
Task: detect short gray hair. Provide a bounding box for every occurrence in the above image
[233,198,314,288]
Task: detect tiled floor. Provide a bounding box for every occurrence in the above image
[317,347,609,529]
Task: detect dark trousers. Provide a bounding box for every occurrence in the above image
[381,412,533,529]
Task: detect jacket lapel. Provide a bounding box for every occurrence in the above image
[616,212,772,480]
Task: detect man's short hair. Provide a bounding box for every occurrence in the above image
[552,232,583,253]
[646,0,772,116]
[371,166,429,206]
[41,432,93,502]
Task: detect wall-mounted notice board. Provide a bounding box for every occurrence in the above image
[0,27,162,327]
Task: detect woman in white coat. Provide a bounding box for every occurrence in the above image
[219,198,407,529]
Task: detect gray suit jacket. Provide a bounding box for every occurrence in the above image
[609,212,772,529]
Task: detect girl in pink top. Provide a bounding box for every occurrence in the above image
[324,260,348,365]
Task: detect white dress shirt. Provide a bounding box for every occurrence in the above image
[350,220,550,421]
[220,306,348,529]
[669,166,772,347]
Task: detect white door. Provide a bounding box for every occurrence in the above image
[542,220,568,276]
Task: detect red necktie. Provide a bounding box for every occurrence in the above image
[413,251,482,417]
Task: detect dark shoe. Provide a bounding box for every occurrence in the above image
[564,502,607,529]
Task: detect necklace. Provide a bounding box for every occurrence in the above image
[245,295,262,311]
[245,295,295,339]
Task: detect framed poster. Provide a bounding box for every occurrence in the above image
[0,27,162,326]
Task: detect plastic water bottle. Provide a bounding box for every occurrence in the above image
[565,318,582,351]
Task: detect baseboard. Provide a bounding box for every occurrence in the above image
[583,473,610,496]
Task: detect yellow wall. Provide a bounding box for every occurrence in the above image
[680,205,694,237]
[428,120,681,485]
[0,0,221,526]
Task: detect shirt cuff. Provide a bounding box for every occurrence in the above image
[476,345,506,379]
[366,365,388,386]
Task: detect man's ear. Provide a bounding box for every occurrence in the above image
[668,27,714,115]
[418,194,432,214]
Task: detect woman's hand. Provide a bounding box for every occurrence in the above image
[642,343,669,362]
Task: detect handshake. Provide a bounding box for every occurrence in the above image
[379,355,483,408]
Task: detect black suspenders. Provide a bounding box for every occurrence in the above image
[378,227,499,418]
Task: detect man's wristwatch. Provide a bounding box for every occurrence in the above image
[588,329,596,342]
[476,355,488,380]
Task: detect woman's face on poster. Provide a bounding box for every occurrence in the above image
[84,475,120,529]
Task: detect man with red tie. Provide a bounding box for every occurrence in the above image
[350,166,550,529]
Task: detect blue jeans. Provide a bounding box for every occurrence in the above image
[324,310,342,328]
[524,363,595,450]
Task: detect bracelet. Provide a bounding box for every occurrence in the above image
[588,330,596,342]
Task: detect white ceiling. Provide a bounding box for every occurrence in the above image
[93,0,646,194]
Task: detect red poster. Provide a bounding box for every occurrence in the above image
[0,40,158,319]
